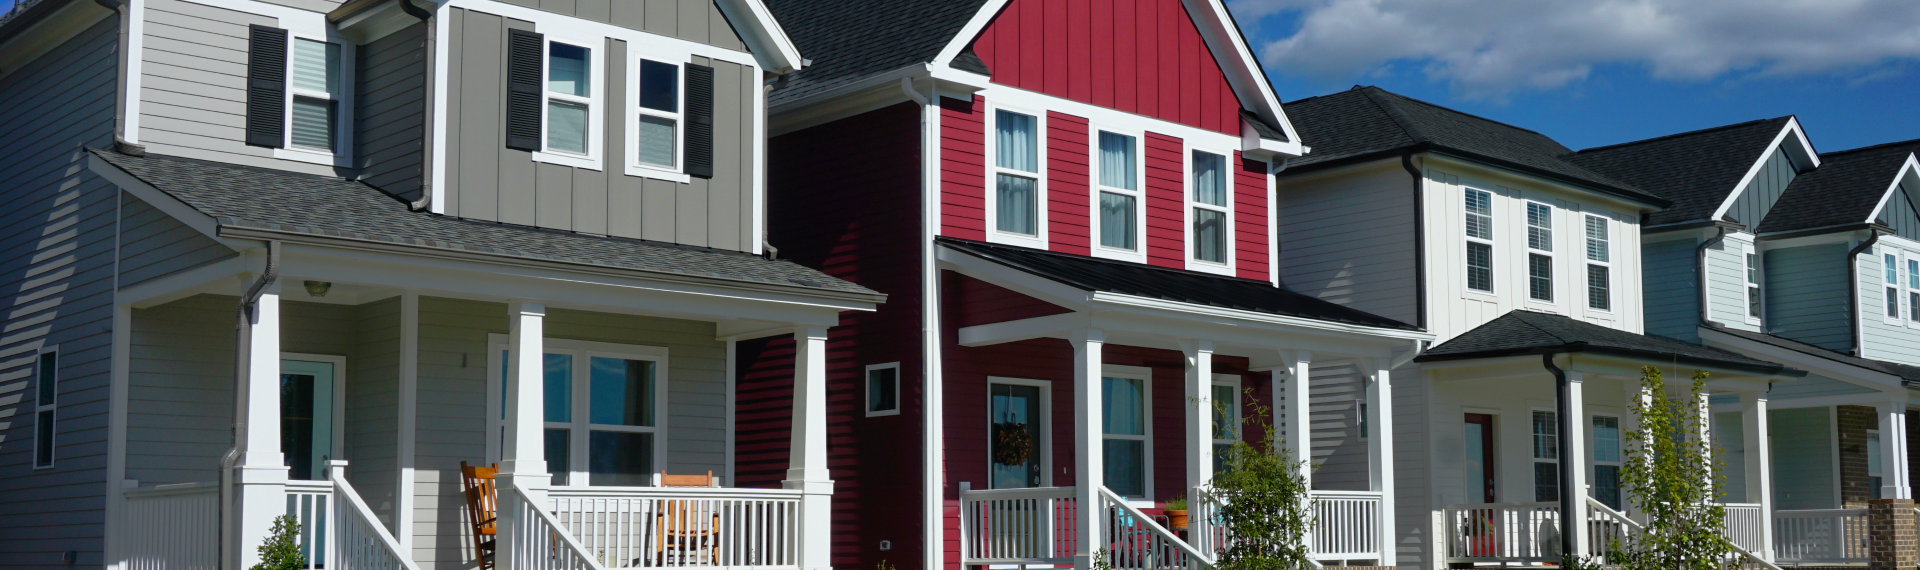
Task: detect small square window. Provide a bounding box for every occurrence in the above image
[866,363,900,417]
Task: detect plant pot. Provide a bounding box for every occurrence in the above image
[1165,510,1189,531]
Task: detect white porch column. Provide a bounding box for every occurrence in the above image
[497,300,548,570]
[1182,340,1216,559]
[1072,328,1106,569]
[1741,391,1775,561]
[234,279,286,569]
[1878,400,1912,500]
[783,327,834,570]
[1279,351,1312,488]
[1561,370,1590,558]
[1362,359,1395,566]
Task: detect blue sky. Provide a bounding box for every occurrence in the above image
[1227,0,1920,153]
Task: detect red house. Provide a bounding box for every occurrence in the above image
[749,1,1430,569]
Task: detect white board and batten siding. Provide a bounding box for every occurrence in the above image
[409,297,734,570]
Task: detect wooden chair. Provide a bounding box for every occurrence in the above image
[460,462,499,570]
[654,471,722,564]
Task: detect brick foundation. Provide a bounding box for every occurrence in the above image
[1867,498,1917,570]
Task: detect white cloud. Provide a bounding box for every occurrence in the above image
[1236,0,1920,99]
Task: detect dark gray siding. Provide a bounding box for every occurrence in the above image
[356,22,431,203]
[1728,146,1797,228]
[1641,237,1701,342]
[496,0,746,51]
[0,17,119,570]
[115,196,233,289]
[441,7,759,250]
[1882,177,1920,241]
[1765,243,1852,352]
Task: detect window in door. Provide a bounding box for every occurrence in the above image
[1103,374,1150,498]
[1465,414,1496,503]
[1211,377,1239,475]
[989,379,1048,489]
[281,357,340,481]
[1592,415,1623,510]
[1532,410,1560,502]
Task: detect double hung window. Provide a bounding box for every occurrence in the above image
[288,38,343,154]
[633,58,682,170]
[1908,258,1920,325]
[1585,215,1611,311]
[1592,415,1622,510]
[991,109,1044,243]
[1526,202,1554,302]
[1094,130,1143,260]
[545,41,594,156]
[1465,189,1495,293]
[1887,252,1903,322]
[490,341,667,487]
[1190,150,1231,269]
[32,350,56,469]
[1103,373,1150,498]
[1532,410,1559,502]
[1745,245,1763,325]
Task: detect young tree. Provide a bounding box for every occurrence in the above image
[1608,366,1732,570]
[1207,390,1315,570]
[252,515,307,570]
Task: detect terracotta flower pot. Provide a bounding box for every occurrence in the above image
[1166,510,1189,531]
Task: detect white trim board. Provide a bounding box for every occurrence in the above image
[1863,153,1920,227]
[1708,117,1822,222]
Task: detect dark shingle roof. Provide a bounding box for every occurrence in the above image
[91,149,882,299]
[1416,310,1797,375]
[1702,324,1920,386]
[1756,139,1920,235]
[765,0,991,107]
[1282,87,1664,208]
[935,237,1420,331]
[1566,117,1794,228]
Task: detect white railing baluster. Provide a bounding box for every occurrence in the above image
[123,482,222,570]
[543,486,805,569]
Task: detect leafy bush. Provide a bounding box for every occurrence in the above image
[252,515,306,570]
[1207,390,1314,570]
[1607,366,1733,570]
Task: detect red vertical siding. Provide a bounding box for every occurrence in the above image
[1047,112,1092,255]
[941,96,987,240]
[1234,153,1270,281]
[947,273,1076,328]
[969,0,1244,135]
[1144,132,1184,268]
[759,102,929,570]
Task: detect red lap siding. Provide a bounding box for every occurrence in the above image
[1047,112,1091,255]
[941,96,987,240]
[1235,153,1270,281]
[1145,132,1184,268]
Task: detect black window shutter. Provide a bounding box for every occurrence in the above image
[684,64,715,179]
[505,28,545,152]
[244,25,289,148]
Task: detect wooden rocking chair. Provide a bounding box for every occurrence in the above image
[653,471,722,565]
[460,462,499,570]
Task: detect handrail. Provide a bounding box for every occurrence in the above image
[1098,487,1213,565]
[330,464,423,570]
[1585,497,1642,531]
[1774,508,1868,516]
[123,481,220,498]
[546,486,806,499]
[959,485,1077,500]
[506,487,611,570]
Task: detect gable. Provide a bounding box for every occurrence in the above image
[1884,173,1920,241]
[966,0,1244,135]
[1725,144,1800,227]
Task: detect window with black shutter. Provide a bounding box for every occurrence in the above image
[245,24,290,148]
[683,64,714,179]
[505,28,546,152]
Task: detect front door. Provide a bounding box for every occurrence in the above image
[282,358,338,481]
[989,382,1045,489]
[1464,413,1496,503]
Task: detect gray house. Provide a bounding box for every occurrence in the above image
[1570,122,1920,567]
[0,1,880,570]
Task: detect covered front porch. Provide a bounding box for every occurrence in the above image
[934,238,1432,569]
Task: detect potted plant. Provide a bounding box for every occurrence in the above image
[1164,496,1190,531]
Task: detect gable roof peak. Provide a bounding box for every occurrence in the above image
[1822,137,1920,158]
[1572,116,1793,156]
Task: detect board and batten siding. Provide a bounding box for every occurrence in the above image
[1764,243,1852,352]
[1859,245,1920,367]
[409,297,733,570]
[1883,176,1920,241]
[0,15,119,569]
[1641,236,1700,342]
[1274,162,1419,327]
[356,21,431,204]
[1705,233,1757,331]
[1771,406,1837,510]
[1724,145,1799,231]
[486,0,745,50]
[440,7,760,250]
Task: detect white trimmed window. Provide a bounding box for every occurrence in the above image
[1585,214,1611,311]
[988,107,1046,247]
[1210,375,1240,474]
[1533,409,1559,502]
[1869,429,1885,499]
[1093,129,1145,262]
[532,36,605,170]
[1526,202,1555,302]
[32,349,56,469]
[1744,244,1762,325]
[1886,251,1904,324]
[866,362,900,417]
[1188,149,1233,273]
[1908,257,1920,327]
[275,36,353,165]
[487,338,668,487]
[1592,415,1622,509]
[1465,188,1495,293]
[631,57,683,173]
[1102,366,1152,500]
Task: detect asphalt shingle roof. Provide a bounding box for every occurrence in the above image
[1757,139,1920,235]
[92,149,882,299]
[1416,310,1796,375]
[936,237,1420,331]
[765,0,991,107]
[1282,86,1664,208]
[1565,117,1794,228]
[1703,324,1920,386]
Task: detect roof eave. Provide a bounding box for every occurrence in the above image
[1415,343,1797,377]
[1757,222,1893,242]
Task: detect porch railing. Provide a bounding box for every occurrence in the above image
[1721,502,1765,554]
[285,462,420,570]
[1772,508,1868,564]
[546,487,804,569]
[1441,502,1562,563]
[506,487,610,570]
[1099,487,1213,570]
[1307,491,1379,560]
[123,482,221,570]
[956,485,1078,564]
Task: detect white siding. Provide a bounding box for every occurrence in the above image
[1274,160,1420,326]
[1305,360,1368,491]
[1859,242,1920,367]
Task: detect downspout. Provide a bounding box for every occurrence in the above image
[1847,229,1882,356]
[394,0,431,20]
[1401,152,1427,329]
[1543,352,1577,560]
[902,74,945,570]
[396,0,433,210]
[1696,226,1728,328]
[219,241,280,570]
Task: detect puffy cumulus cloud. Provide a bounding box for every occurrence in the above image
[1233,0,1920,99]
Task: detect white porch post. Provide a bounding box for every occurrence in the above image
[1741,390,1775,561]
[1072,328,1106,569]
[1561,370,1590,557]
[234,279,286,569]
[497,300,548,570]
[784,327,834,570]
[1182,340,1216,559]
[1878,400,1912,500]
[1280,351,1312,488]
[1363,359,1395,566]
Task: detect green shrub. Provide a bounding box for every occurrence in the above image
[1207,390,1314,570]
[252,515,306,570]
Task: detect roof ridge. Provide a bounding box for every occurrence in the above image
[1510,309,1578,345]
[1357,86,1429,144]
[1365,87,1558,140]
[1822,137,1920,158]
[1572,116,1790,155]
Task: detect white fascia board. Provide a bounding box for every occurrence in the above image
[1699,327,1903,390]
[1423,152,1662,213]
[933,245,1098,309]
[768,64,989,135]
[711,0,804,73]
[928,0,1013,68]
[118,256,247,309]
[86,155,229,247]
[1748,392,1902,412]
[1089,292,1432,343]
[1864,154,1920,226]
[957,312,1092,347]
[1710,118,1822,222]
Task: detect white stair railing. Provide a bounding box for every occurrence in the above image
[1098,487,1212,570]
[547,486,804,569]
[504,487,611,570]
[1584,499,1779,570]
[957,485,1078,565]
[123,482,221,570]
[328,463,422,570]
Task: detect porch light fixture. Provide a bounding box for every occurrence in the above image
[304,280,332,297]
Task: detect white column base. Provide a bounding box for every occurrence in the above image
[233,465,290,569]
[784,478,835,570]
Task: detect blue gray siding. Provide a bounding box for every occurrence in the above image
[1771,407,1836,510]
[1705,233,1756,331]
[0,17,119,570]
[1764,243,1852,351]
[1642,237,1701,342]
[356,22,431,203]
[1859,246,1920,366]
[1770,373,1876,400]
[1882,177,1920,241]
[115,196,233,289]
[1726,145,1798,229]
